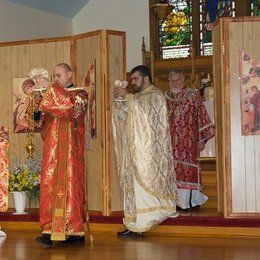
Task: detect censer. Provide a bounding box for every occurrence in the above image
[25,93,36,158]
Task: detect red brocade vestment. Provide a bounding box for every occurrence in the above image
[0,127,8,213]
[37,84,87,240]
[166,88,214,190]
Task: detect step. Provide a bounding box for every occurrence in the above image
[202,186,217,196]
[201,179,217,188]
[201,174,217,186]
[201,196,218,209]
[201,171,217,178]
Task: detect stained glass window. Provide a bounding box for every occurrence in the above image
[250,0,260,16]
[159,0,192,59]
[199,0,235,56]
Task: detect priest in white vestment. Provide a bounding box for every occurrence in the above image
[112,65,178,236]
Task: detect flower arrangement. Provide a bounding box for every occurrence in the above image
[9,156,41,206]
[199,72,213,101]
[199,73,213,101]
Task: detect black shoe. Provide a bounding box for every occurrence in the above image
[176,206,189,211]
[191,205,200,209]
[176,205,200,211]
[117,229,143,237]
[61,236,85,245]
[36,234,53,247]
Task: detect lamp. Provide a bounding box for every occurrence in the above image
[150,0,173,20]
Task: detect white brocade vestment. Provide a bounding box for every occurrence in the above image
[112,85,178,232]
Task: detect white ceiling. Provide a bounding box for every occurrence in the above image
[5,0,89,18]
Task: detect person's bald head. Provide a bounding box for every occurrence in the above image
[53,63,72,87]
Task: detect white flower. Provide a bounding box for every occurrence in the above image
[201,78,210,84]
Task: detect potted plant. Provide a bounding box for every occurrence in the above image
[9,156,41,215]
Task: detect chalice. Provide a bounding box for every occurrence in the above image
[114,80,128,103]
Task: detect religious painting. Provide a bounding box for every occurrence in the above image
[0,127,9,212]
[12,78,40,133]
[83,60,96,150]
[240,50,260,136]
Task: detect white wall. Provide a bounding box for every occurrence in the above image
[72,0,150,71]
[0,0,150,71]
[0,0,72,42]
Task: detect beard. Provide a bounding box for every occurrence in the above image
[133,78,145,93]
[170,84,183,93]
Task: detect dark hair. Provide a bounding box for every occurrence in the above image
[130,65,152,83]
[55,63,72,72]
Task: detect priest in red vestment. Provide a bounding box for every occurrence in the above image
[0,127,8,238]
[165,69,214,210]
[29,64,87,247]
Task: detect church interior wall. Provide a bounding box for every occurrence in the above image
[72,0,150,71]
[0,0,72,42]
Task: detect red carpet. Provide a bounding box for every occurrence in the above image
[1,212,260,227]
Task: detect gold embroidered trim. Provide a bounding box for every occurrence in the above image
[125,221,159,233]
[43,230,85,236]
[124,215,136,222]
[137,206,176,214]
[54,208,64,217]
[134,173,177,200]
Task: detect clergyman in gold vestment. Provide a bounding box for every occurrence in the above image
[112,65,178,236]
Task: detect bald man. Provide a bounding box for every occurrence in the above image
[33,64,88,247]
[53,63,74,88]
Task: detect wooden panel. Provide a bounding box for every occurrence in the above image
[75,33,103,212]
[63,41,71,67]
[213,17,260,217]
[75,30,126,214]
[107,32,126,212]
[0,31,126,214]
[29,44,46,68]
[253,22,260,211]
[45,42,58,73]
[229,22,247,213]
[229,20,260,214]
[242,22,256,213]
[212,20,224,213]
[9,46,21,162]
[0,39,71,208]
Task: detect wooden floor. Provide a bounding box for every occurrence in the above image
[1,230,260,260]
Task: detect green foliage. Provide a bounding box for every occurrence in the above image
[9,156,41,206]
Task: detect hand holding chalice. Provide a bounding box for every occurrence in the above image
[114,80,128,103]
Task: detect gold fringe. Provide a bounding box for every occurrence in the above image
[51,234,66,241]
[43,230,85,236]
